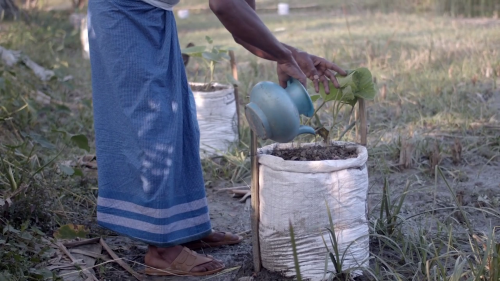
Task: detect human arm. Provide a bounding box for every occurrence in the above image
[209,0,307,86]
[223,0,347,93]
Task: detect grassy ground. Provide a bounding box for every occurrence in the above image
[1,2,500,280]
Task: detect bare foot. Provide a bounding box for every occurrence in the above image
[201,231,241,243]
[145,245,224,274]
[182,230,243,250]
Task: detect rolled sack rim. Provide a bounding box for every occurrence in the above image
[257,141,368,173]
[189,82,234,99]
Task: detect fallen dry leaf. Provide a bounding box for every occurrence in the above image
[53,224,89,240]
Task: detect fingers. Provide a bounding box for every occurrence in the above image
[277,64,289,89]
[297,72,308,88]
[289,61,308,87]
[324,60,347,76]
[308,71,320,93]
[277,63,307,88]
[324,69,340,89]
[311,55,347,76]
[320,75,330,94]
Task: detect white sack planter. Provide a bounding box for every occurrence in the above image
[257,141,369,280]
[278,3,290,15]
[191,83,238,158]
[81,15,89,60]
[177,9,190,19]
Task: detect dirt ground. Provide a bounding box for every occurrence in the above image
[90,157,499,281]
[61,84,500,281]
[91,182,291,281]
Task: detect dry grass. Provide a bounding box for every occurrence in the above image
[1,1,500,280]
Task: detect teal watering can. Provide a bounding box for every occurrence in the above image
[245,79,316,143]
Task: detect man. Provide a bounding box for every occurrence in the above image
[87,0,346,276]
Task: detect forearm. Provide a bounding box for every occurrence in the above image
[209,0,291,63]
[232,36,276,60]
[237,0,300,58]
[244,0,255,10]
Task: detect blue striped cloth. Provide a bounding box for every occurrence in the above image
[87,0,212,247]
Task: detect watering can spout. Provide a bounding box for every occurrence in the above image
[297,125,316,136]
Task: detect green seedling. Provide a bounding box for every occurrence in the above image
[308,67,377,143]
[181,36,237,89]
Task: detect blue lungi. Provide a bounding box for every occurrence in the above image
[87,0,212,247]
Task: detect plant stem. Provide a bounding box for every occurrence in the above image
[305,100,327,126]
[338,121,356,141]
[329,101,345,140]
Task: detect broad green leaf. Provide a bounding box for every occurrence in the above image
[29,268,54,279]
[319,82,339,101]
[318,84,356,105]
[336,71,357,89]
[215,45,237,52]
[3,225,20,234]
[202,51,222,62]
[181,46,206,55]
[317,67,376,107]
[52,129,69,135]
[205,36,213,44]
[310,95,321,102]
[220,52,231,61]
[53,224,89,239]
[58,164,74,176]
[29,133,56,150]
[342,85,355,101]
[70,134,90,152]
[73,168,83,177]
[352,67,376,100]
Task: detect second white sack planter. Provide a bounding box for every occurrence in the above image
[257,141,370,280]
[81,15,90,60]
[191,83,238,158]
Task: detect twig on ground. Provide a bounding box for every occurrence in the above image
[70,249,111,261]
[63,237,100,248]
[99,238,144,281]
[239,191,251,203]
[236,230,251,236]
[231,190,250,195]
[214,185,250,193]
[56,242,99,281]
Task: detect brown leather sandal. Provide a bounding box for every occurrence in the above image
[183,231,244,250]
[144,247,225,276]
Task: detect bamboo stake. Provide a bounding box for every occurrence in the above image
[357,99,367,146]
[250,130,261,272]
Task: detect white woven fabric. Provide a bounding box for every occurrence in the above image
[191,83,238,158]
[257,141,370,280]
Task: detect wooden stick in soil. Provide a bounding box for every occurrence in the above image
[229,50,241,141]
[56,242,99,281]
[63,237,101,248]
[99,238,144,281]
[250,130,262,272]
[357,98,367,146]
[214,185,250,193]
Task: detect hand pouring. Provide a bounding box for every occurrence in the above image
[245,78,316,143]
